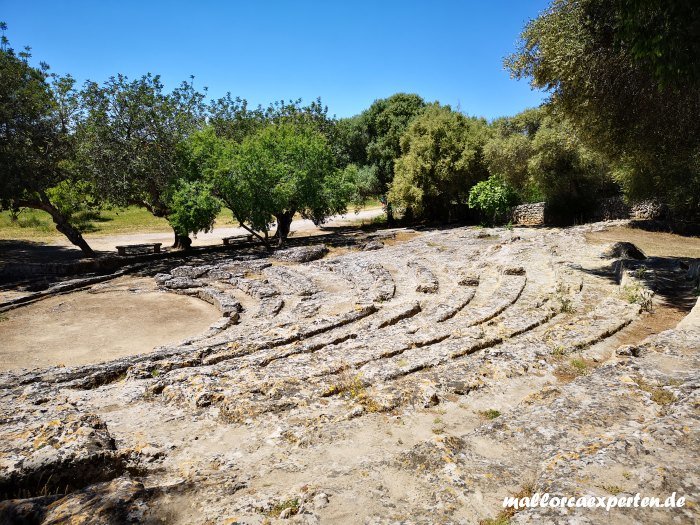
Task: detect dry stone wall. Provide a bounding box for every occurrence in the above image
[512,202,546,226]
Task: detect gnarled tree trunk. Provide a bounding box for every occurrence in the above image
[35,196,96,258]
[274,211,294,246]
[172,229,192,250]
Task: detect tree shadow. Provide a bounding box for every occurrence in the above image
[577,255,699,312]
[0,240,115,291]
[629,219,700,237]
[0,240,90,265]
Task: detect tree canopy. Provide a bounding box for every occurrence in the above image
[506,0,700,217]
[389,105,490,221]
[213,122,353,245]
[76,74,213,247]
[0,32,96,256]
[353,93,427,220]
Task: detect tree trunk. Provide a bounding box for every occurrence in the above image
[37,198,96,258]
[274,212,294,246]
[172,229,192,250]
[386,202,395,226]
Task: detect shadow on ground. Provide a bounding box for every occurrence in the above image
[579,255,700,311]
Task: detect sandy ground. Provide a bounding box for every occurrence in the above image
[59,208,385,252]
[585,224,700,258]
[0,276,219,371]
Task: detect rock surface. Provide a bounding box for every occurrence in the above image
[0,223,697,524]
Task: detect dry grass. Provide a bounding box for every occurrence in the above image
[479,409,502,420]
[585,225,700,258]
[553,357,594,382]
[325,373,382,412]
[264,498,300,518]
[634,376,677,406]
[479,480,536,525]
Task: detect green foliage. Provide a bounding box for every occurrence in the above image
[527,116,613,223]
[468,176,519,225]
[208,94,339,153]
[389,105,490,221]
[214,122,348,243]
[77,73,206,219]
[335,115,370,167]
[484,107,544,200]
[167,180,221,238]
[0,26,95,255]
[0,38,61,205]
[613,0,700,87]
[360,94,427,201]
[45,180,100,223]
[341,164,381,210]
[484,107,615,224]
[506,0,700,218]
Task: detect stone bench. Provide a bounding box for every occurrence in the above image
[116,243,162,256]
[222,234,254,246]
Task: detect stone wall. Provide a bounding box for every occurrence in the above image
[512,198,670,226]
[591,196,630,221]
[630,200,669,220]
[512,202,546,226]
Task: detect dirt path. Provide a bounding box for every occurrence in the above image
[0,276,219,371]
[57,208,385,252]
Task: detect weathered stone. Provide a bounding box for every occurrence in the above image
[170,265,211,279]
[457,274,480,286]
[602,241,647,260]
[362,240,384,251]
[41,477,147,524]
[408,259,439,293]
[161,276,200,289]
[273,245,328,263]
[1,222,697,525]
[501,265,525,275]
[0,408,123,500]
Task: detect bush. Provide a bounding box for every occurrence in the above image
[468,176,519,225]
[389,105,490,221]
[167,180,221,238]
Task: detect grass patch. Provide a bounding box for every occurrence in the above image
[634,376,677,406]
[599,483,623,494]
[552,345,566,358]
[621,283,654,312]
[479,481,536,525]
[324,373,382,412]
[554,357,592,382]
[554,282,576,314]
[0,206,241,242]
[265,498,300,518]
[479,409,502,420]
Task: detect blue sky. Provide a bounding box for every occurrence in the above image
[2,0,550,119]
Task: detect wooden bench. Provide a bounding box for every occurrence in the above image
[222,234,254,246]
[116,243,162,256]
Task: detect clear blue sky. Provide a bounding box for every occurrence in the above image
[2,0,550,119]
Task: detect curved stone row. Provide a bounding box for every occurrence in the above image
[314,258,396,303]
[407,259,440,293]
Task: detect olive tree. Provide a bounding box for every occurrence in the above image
[214,122,352,245]
[77,74,212,248]
[506,0,700,217]
[0,28,96,256]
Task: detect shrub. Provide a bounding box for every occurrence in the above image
[468,175,519,225]
[167,180,221,241]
